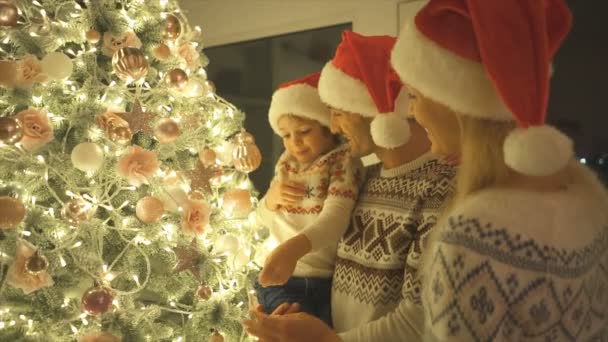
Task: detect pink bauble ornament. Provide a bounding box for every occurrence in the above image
[0,196,26,229]
[85,30,101,44]
[25,250,48,275]
[163,14,182,41]
[198,148,217,167]
[0,1,19,27]
[153,43,171,60]
[197,284,213,300]
[154,119,180,144]
[208,332,224,342]
[135,196,164,224]
[164,68,188,89]
[222,188,252,217]
[81,286,115,316]
[0,117,23,144]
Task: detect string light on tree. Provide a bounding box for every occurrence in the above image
[0,0,262,340]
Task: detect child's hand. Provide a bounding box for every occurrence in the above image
[258,242,299,286]
[258,234,312,287]
[264,169,306,211]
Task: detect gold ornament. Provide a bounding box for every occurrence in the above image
[186,162,223,194]
[153,43,171,60]
[164,68,188,89]
[112,47,149,84]
[0,196,26,229]
[232,130,262,173]
[154,119,180,144]
[135,196,164,224]
[163,14,181,41]
[86,29,101,44]
[62,198,93,226]
[115,99,156,135]
[0,0,18,27]
[25,250,48,275]
[109,126,132,145]
[0,117,23,144]
[196,283,213,300]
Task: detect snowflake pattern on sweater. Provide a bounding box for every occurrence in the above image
[424,184,608,341]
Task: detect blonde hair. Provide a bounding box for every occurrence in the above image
[453,115,604,208]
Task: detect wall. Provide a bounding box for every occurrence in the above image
[181,0,406,48]
[181,0,412,166]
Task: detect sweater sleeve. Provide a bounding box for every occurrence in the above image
[301,148,364,251]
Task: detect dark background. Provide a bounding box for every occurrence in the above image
[205,1,608,193]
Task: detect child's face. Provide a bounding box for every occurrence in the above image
[277,115,336,164]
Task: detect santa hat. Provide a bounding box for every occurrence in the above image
[268,73,330,134]
[318,31,410,149]
[391,0,574,176]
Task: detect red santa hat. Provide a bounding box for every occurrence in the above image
[318,30,410,149]
[268,73,330,134]
[391,0,574,176]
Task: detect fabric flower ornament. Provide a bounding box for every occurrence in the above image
[14,55,48,87]
[177,43,201,70]
[102,31,142,57]
[181,198,211,236]
[16,108,54,152]
[6,240,54,295]
[116,146,161,187]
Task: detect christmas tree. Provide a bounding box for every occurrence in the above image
[0,0,266,341]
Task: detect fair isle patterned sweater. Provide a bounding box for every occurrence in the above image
[332,153,456,341]
[423,168,608,341]
[257,144,364,278]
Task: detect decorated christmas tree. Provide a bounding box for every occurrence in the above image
[0,0,266,341]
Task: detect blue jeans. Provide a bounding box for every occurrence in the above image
[254,276,333,327]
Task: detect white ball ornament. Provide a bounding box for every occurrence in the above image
[229,249,249,271]
[183,79,209,97]
[41,52,74,80]
[71,142,104,172]
[215,234,240,255]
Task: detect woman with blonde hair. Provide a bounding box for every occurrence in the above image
[391,0,608,341]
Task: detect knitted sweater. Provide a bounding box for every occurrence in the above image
[332,153,456,341]
[256,144,363,278]
[423,167,608,341]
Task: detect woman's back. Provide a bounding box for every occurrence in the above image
[423,165,608,341]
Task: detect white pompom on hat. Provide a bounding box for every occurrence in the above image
[391,0,574,176]
[268,72,330,134]
[319,30,410,149]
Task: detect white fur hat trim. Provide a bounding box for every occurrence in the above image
[504,125,573,176]
[268,83,330,133]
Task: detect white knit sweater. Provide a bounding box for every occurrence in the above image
[423,166,608,341]
[332,153,456,341]
[256,144,364,278]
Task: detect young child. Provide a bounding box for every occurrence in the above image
[254,73,363,326]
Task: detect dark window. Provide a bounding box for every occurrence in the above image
[206,24,352,194]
